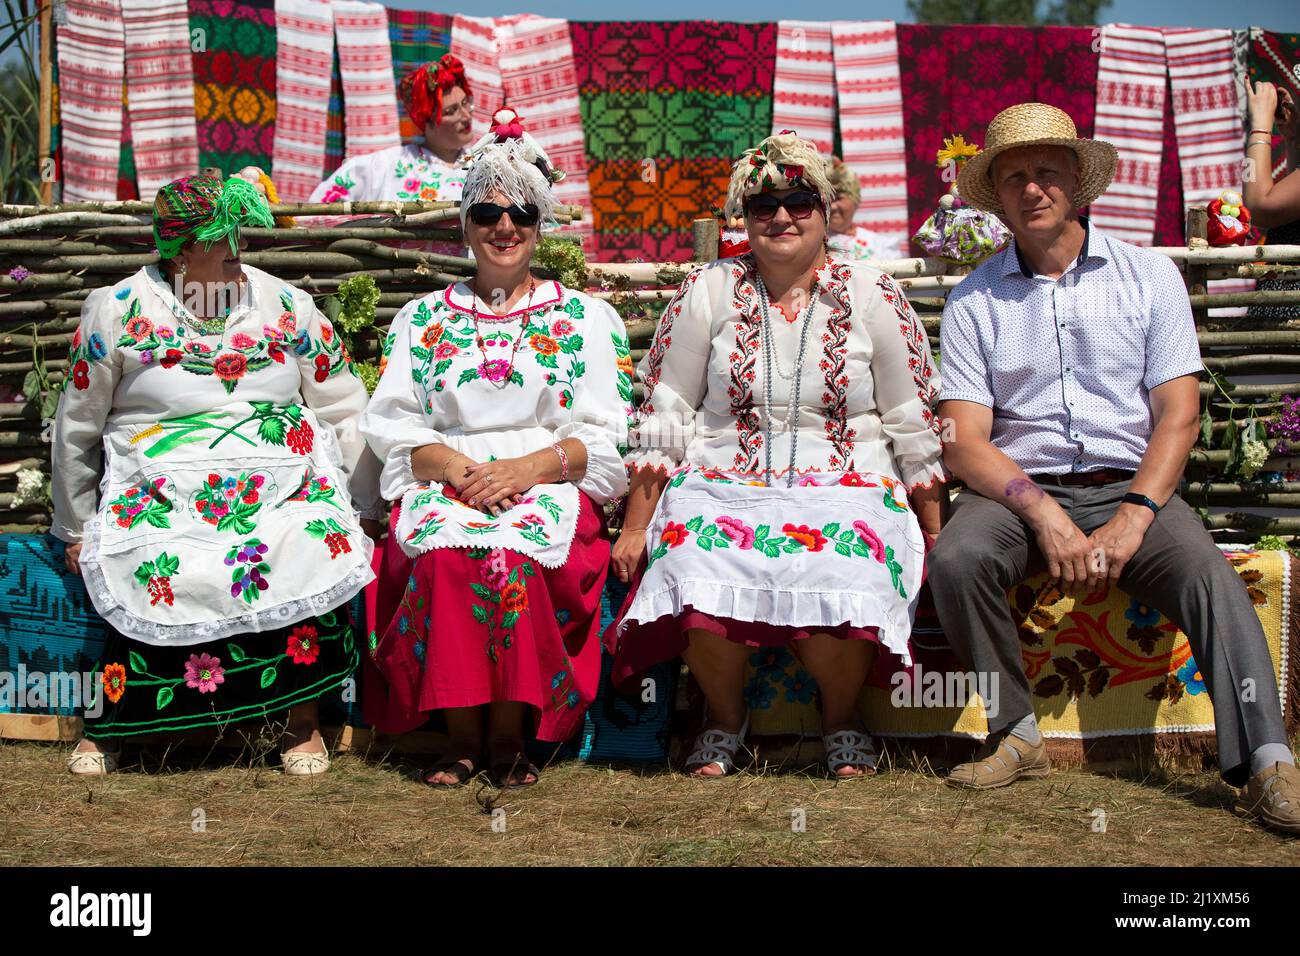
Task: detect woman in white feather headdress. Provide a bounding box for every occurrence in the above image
[361,109,631,789]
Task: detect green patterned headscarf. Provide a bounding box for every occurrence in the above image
[152,175,274,260]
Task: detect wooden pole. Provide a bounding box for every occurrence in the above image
[37,0,53,206]
[1185,205,1209,327]
[691,217,719,263]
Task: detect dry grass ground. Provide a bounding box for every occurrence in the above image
[3,734,1300,866]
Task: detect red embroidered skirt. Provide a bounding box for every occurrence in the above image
[363,492,610,742]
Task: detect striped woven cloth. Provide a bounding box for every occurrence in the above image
[56,0,126,201]
[119,0,198,195]
[1091,23,1168,246]
[450,14,505,137]
[496,14,594,248]
[272,0,335,201]
[772,21,835,154]
[387,8,452,143]
[1164,27,1251,313]
[189,0,277,177]
[832,20,908,256]
[333,0,401,160]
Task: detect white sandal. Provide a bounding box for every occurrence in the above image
[684,716,750,777]
[67,747,118,776]
[282,742,331,777]
[822,729,878,776]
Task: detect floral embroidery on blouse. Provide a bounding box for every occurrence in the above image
[193,471,268,535]
[818,262,857,469]
[876,272,941,437]
[394,155,462,203]
[727,256,764,471]
[320,173,355,204]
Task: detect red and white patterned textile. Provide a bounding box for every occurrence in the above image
[119,0,198,194]
[772,21,836,154]
[272,0,335,201]
[56,0,126,201]
[332,0,401,160]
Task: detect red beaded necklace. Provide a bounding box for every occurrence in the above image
[468,275,536,390]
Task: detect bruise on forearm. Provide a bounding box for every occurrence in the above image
[1004,477,1045,508]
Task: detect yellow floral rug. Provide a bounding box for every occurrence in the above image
[746,549,1299,762]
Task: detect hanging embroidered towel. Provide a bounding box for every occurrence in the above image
[1164,28,1252,314]
[831,20,908,257]
[118,0,198,195]
[56,0,125,201]
[496,14,595,249]
[332,0,401,160]
[1091,24,1168,246]
[1247,28,1300,183]
[272,0,335,201]
[772,21,835,154]
[387,8,453,143]
[450,14,505,138]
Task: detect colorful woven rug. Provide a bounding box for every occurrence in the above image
[832,20,908,256]
[572,20,776,262]
[897,24,1099,246]
[120,0,199,194]
[748,549,1298,764]
[772,21,835,154]
[387,8,451,143]
[1247,29,1300,183]
[56,0,126,201]
[1091,23,1168,246]
[332,0,401,160]
[189,0,277,177]
[271,0,335,201]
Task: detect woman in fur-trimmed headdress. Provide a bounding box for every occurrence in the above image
[608,130,948,781]
[360,110,629,789]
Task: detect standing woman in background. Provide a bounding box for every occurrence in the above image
[1244,79,1300,322]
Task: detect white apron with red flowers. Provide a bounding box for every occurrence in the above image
[362,280,632,566]
[619,467,926,663]
[51,265,376,646]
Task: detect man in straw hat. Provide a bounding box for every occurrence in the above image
[928,103,1300,834]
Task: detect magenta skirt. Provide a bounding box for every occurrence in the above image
[363,492,611,742]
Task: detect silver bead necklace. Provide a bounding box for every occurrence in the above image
[756,274,818,488]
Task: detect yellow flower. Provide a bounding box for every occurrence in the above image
[936,134,980,170]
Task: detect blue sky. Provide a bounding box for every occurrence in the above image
[396,0,1295,29]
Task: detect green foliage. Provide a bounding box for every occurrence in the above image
[1256,535,1293,554]
[1,0,43,204]
[355,360,379,395]
[906,0,1110,25]
[533,235,588,291]
[333,274,381,335]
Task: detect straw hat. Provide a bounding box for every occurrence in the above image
[957,103,1117,215]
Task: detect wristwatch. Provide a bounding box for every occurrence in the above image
[1122,492,1162,517]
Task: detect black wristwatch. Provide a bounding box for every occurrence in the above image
[1122,492,1162,517]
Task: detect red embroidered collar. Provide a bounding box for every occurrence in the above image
[443,279,563,318]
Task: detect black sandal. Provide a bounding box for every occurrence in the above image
[489,756,540,789]
[422,758,480,788]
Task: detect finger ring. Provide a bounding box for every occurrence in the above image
[485,473,494,483]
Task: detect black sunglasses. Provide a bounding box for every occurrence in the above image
[468,202,541,227]
[745,191,821,222]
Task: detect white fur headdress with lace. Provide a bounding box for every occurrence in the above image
[460,108,564,228]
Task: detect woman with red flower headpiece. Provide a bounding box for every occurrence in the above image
[53,173,379,778]
[606,132,948,780]
[307,54,475,236]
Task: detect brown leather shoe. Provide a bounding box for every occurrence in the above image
[945,730,1051,790]
[1236,762,1300,836]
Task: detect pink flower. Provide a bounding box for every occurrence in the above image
[715,515,755,550]
[479,548,510,591]
[434,341,459,360]
[321,185,347,203]
[404,177,421,192]
[551,319,575,337]
[853,521,886,563]
[230,332,256,349]
[184,653,225,693]
[797,474,822,487]
[156,325,175,339]
[478,359,511,383]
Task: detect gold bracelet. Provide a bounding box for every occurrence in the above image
[1247,139,1272,147]
[439,454,461,484]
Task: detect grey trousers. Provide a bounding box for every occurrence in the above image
[928,480,1288,785]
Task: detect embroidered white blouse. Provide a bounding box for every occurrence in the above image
[50,265,376,645]
[308,143,467,207]
[627,255,946,490]
[361,280,632,561]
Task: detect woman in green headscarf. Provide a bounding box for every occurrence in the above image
[52,173,377,776]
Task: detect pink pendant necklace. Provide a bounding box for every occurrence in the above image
[469,275,535,389]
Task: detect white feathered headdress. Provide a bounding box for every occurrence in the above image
[460,108,564,229]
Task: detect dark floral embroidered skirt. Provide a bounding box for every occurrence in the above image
[83,608,358,739]
[363,492,610,743]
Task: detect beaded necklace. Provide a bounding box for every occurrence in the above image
[468,276,536,390]
[756,273,818,488]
